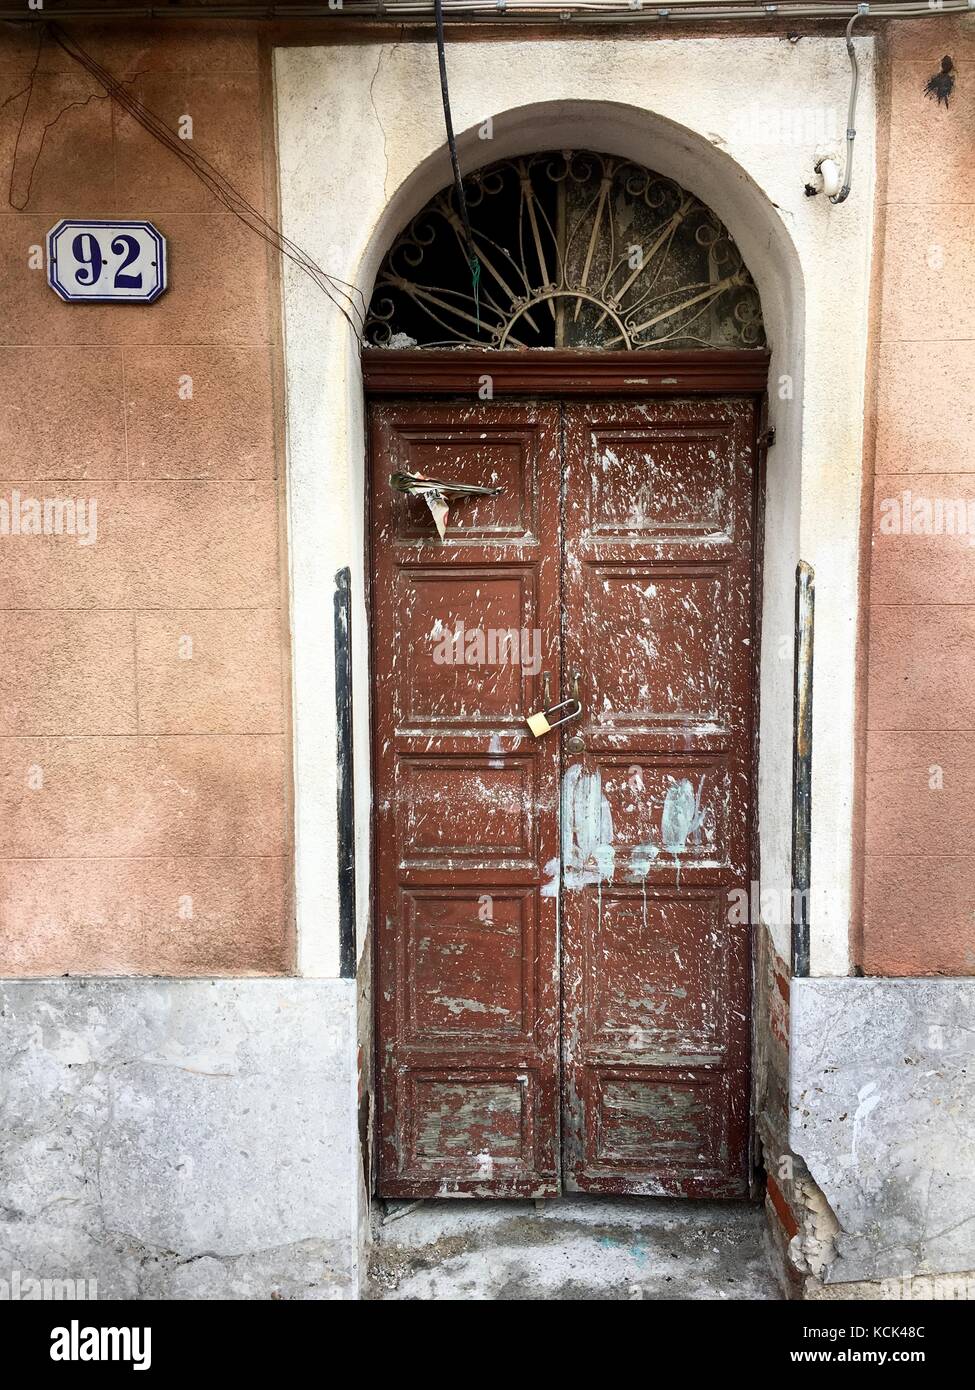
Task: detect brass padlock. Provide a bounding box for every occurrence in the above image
[526,698,582,739]
[527,709,552,737]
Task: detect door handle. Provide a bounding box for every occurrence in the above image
[564,672,586,750]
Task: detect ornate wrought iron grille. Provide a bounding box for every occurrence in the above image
[365,150,765,351]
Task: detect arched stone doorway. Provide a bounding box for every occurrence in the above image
[273,35,875,1277]
[365,149,769,1197]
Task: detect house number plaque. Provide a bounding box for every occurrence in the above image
[47,219,167,304]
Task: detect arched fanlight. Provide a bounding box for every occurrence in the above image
[366,149,765,351]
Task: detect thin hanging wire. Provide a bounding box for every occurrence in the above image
[433,0,481,329]
[38,22,366,334]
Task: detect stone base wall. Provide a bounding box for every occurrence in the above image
[760,976,975,1297]
[0,979,360,1300]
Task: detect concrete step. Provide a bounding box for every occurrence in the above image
[367,1195,783,1301]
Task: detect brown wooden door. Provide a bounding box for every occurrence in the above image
[560,399,755,1197]
[371,393,758,1199]
[371,401,563,1197]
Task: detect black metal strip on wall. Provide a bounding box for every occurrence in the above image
[791,561,814,978]
[334,567,357,979]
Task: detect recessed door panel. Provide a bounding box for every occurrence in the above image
[400,888,537,1043]
[396,568,539,730]
[585,888,733,1055]
[579,424,742,546]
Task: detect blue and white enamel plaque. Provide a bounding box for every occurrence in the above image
[47,219,167,303]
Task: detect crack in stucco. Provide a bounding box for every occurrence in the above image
[369,46,393,200]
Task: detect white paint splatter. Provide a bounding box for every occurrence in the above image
[562,764,615,890]
[852,1080,882,1160]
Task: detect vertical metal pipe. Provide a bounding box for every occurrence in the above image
[334,567,357,979]
[791,561,814,978]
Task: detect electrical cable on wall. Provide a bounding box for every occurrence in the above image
[830,10,863,203]
[2,2,971,20]
[21,23,368,334]
[433,0,482,327]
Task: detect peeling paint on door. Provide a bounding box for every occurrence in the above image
[373,394,758,1201]
[560,398,756,1198]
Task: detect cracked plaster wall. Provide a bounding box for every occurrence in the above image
[789,978,975,1284]
[0,979,359,1300]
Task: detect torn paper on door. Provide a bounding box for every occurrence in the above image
[390,470,503,541]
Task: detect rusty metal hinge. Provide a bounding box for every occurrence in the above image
[760,426,776,449]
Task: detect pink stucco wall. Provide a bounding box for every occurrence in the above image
[863,18,975,975]
[0,24,293,975]
[0,16,970,979]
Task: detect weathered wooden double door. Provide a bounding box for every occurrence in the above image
[371,392,759,1198]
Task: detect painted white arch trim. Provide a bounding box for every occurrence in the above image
[274,37,875,978]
